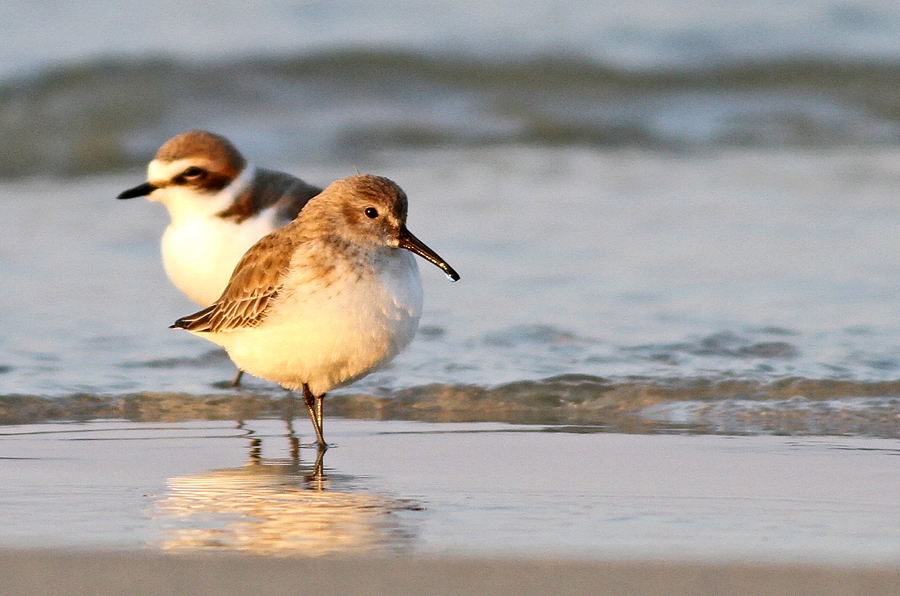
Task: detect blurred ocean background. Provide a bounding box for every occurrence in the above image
[5,0,900,437]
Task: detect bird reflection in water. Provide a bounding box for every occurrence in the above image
[153,421,421,555]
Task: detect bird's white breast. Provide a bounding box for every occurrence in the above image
[161,208,280,306]
[151,164,281,307]
[208,250,424,396]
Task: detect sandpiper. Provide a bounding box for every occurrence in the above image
[171,174,459,449]
[118,130,322,385]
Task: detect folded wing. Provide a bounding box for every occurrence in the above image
[172,232,298,333]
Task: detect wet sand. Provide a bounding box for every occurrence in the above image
[2,418,900,593]
[3,550,900,596]
[3,418,900,558]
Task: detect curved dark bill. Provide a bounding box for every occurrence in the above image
[398,226,460,282]
[117,182,158,199]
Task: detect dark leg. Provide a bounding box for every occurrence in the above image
[228,369,244,387]
[302,383,327,449]
[315,394,325,440]
[248,437,262,463]
[309,445,326,483]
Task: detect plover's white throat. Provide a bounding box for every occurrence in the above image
[118,130,322,385]
[171,174,459,449]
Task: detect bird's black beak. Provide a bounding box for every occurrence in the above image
[117,182,158,199]
[398,226,460,282]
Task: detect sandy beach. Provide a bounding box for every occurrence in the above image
[3,550,900,596]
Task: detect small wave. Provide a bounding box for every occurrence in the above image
[642,395,900,437]
[4,375,900,437]
[633,331,799,360]
[482,325,595,348]
[123,349,234,370]
[4,51,900,178]
[416,325,447,340]
[0,392,293,426]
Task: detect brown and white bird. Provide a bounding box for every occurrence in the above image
[171,174,459,449]
[117,130,322,385]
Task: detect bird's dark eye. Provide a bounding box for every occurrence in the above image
[182,166,206,180]
[365,207,379,219]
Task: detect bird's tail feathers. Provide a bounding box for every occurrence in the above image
[171,304,217,332]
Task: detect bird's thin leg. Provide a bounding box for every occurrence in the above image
[228,369,244,387]
[302,384,317,428]
[315,394,325,442]
[302,383,327,449]
[310,446,326,483]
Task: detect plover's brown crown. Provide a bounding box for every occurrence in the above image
[155,130,246,185]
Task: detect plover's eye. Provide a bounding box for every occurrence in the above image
[365,207,379,219]
[182,166,206,180]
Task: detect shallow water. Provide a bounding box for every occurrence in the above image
[2,418,900,562]
[4,147,900,437]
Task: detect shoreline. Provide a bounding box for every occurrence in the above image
[7,376,900,439]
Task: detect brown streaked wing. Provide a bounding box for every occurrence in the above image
[173,232,298,333]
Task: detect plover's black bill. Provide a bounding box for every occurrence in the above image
[398,226,460,282]
[117,182,158,199]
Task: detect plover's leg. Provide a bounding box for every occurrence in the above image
[302,383,327,449]
[228,369,244,387]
